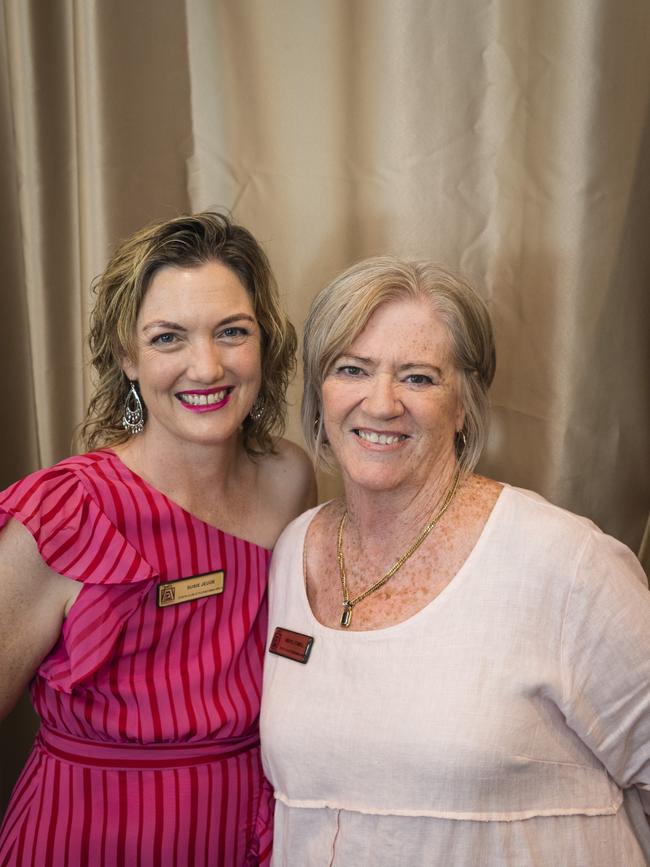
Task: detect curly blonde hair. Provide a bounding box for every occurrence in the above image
[80,211,296,455]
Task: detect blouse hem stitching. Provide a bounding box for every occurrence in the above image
[273,793,623,822]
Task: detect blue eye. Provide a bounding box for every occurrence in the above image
[337,365,364,376]
[222,326,248,338]
[404,373,433,385]
[151,332,177,346]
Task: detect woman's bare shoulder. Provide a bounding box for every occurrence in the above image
[0,518,79,719]
[1,517,65,585]
[258,438,318,525]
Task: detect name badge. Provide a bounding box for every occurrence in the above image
[157,570,225,608]
[269,627,314,664]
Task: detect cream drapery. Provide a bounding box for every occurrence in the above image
[1,0,648,811]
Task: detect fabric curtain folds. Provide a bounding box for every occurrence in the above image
[1,0,649,811]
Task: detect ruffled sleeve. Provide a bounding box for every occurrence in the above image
[0,461,158,692]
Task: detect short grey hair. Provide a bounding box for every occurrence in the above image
[301,257,496,475]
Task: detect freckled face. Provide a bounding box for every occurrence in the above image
[321,297,465,494]
[122,260,262,449]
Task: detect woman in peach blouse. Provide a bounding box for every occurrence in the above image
[261,257,650,866]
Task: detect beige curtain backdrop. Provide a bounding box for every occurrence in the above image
[1,0,648,811]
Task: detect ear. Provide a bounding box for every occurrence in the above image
[121,355,138,382]
[455,403,466,434]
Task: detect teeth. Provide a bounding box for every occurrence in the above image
[179,389,228,406]
[357,430,403,445]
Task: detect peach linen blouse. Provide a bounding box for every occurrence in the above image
[261,486,650,867]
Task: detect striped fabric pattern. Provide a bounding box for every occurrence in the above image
[0,450,273,866]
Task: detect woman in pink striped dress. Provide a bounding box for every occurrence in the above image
[0,212,315,866]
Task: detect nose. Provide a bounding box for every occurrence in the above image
[187,339,225,383]
[363,374,403,418]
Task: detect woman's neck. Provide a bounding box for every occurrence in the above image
[113,427,250,507]
[341,455,460,545]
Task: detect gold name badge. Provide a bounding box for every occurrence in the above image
[157,570,225,608]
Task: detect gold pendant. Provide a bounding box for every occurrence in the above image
[341,602,352,628]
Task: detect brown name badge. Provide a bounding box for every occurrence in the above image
[157,570,225,608]
[269,627,314,664]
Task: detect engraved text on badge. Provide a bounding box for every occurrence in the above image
[157,570,225,608]
[269,627,314,664]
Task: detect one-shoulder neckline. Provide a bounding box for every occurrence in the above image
[96,449,273,554]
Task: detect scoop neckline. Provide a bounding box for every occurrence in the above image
[296,484,509,638]
[99,448,273,554]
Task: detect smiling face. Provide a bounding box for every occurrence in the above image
[321,296,465,495]
[122,260,262,451]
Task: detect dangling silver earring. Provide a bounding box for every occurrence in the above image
[249,396,264,422]
[122,381,145,434]
[456,428,467,454]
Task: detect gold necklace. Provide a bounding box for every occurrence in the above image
[336,467,461,628]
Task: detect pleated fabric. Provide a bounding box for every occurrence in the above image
[0,449,273,866]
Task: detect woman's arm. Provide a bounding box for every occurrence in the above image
[560,531,650,809]
[0,519,80,720]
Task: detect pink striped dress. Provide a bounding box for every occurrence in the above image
[0,449,273,866]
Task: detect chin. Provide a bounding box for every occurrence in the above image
[342,468,406,492]
[173,422,242,448]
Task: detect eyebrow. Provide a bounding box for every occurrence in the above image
[338,354,374,365]
[337,354,443,376]
[399,362,443,377]
[142,313,257,334]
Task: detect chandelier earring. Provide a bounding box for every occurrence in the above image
[122,381,145,435]
[249,396,264,422]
